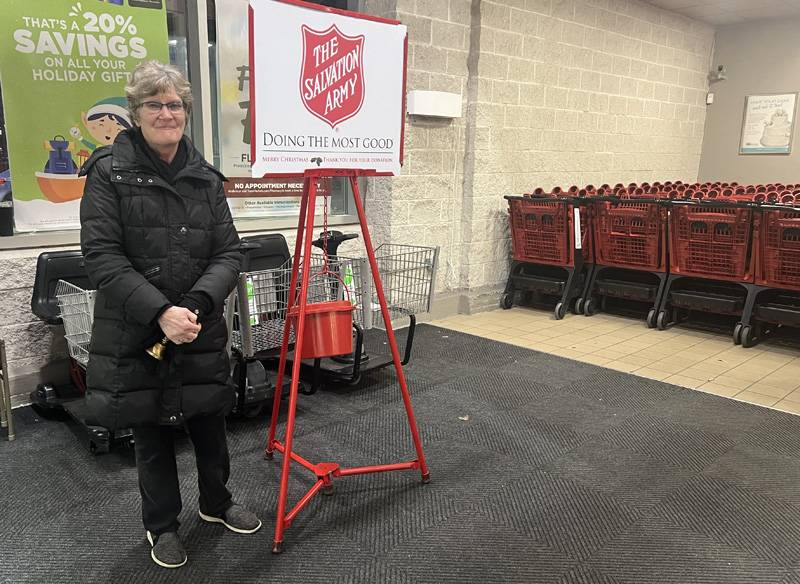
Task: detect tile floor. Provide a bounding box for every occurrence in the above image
[430,307,800,415]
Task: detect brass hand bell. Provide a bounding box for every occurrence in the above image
[146,309,200,360]
[146,336,169,360]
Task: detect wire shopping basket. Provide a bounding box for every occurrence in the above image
[365,244,439,328]
[55,279,95,368]
[230,244,438,360]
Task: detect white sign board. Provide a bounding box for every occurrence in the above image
[249,0,407,177]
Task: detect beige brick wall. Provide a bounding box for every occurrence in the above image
[367,0,714,297]
[0,250,75,406]
[470,0,713,289]
[363,0,471,295]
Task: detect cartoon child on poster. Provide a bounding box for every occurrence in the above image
[70,96,132,153]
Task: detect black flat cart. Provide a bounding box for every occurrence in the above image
[30,251,134,454]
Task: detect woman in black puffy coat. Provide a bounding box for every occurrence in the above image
[80,60,260,569]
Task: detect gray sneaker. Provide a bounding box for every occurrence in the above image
[199,503,262,534]
[146,531,187,569]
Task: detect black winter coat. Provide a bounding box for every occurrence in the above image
[79,130,242,430]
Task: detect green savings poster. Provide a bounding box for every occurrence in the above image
[0,0,168,232]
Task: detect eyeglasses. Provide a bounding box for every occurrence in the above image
[141,101,185,114]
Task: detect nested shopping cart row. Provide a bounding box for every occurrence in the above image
[503,181,800,347]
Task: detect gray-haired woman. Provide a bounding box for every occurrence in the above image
[79,60,261,569]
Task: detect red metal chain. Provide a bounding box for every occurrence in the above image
[321,184,329,273]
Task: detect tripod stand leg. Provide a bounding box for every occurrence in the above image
[348,176,430,482]
[272,178,318,551]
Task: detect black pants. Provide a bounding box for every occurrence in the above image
[132,414,233,535]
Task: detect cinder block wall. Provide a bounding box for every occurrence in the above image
[0,250,75,406]
[366,0,715,300]
[363,0,472,299]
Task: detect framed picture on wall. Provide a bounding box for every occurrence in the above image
[739,93,797,154]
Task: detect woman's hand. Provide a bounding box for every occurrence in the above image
[158,306,202,344]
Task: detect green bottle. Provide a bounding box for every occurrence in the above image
[246,276,257,325]
[343,262,356,305]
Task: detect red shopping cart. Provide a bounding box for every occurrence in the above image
[580,187,670,326]
[655,197,758,335]
[502,193,592,319]
[734,203,800,347]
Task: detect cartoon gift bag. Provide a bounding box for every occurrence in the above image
[35,135,86,203]
[43,135,78,175]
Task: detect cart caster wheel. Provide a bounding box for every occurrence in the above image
[733,323,743,345]
[300,383,316,395]
[583,298,596,316]
[554,302,566,320]
[322,483,335,496]
[656,310,668,331]
[574,297,584,315]
[500,293,513,310]
[347,374,362,387]
[263,449,274,460]
[421,472,431,484]
[272,541,283,554]
[740,325,756,348]
[646,309,656,329]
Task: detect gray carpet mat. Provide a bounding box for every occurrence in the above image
[2,323,800,583]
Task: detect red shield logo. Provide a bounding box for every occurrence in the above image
[300,24,365,129]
